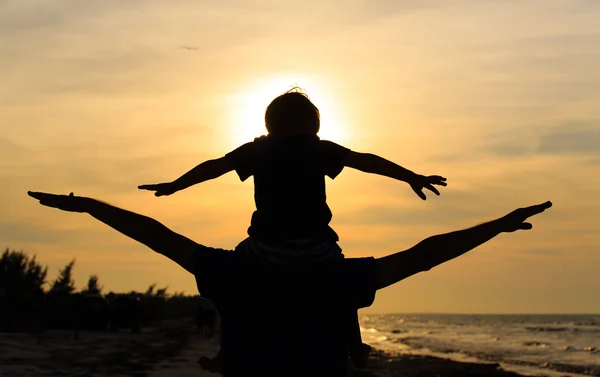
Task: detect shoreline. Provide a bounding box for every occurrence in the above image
[352,348,534,377]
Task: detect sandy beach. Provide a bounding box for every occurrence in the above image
[0,319,211,377]
[0,319,539,377]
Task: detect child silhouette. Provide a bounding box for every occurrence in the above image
[139,88,447,371]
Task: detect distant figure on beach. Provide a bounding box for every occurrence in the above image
[138,88,447,370]
[27,190,551,377]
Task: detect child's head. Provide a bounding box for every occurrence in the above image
[264,88,320,136]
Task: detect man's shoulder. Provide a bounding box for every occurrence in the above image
[318,139,350,154]
[244,135,269,150]
[253,135,268,143]
[318,138,346,146]
[229,135,268,155]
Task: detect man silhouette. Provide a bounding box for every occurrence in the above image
[27,191,551,377]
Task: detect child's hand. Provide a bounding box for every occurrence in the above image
[138,182,178,197]
[410,175,447,200]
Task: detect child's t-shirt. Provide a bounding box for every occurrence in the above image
[225,134,350,247]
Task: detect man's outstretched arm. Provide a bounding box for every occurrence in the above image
[139,157,233,197]
[375,201,553,289]
[27,192,197,274]
[344,151,447,200]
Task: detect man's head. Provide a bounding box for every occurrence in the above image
[265,88,320,136]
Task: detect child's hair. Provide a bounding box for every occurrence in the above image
[264,87,320,135]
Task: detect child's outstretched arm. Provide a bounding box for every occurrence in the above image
[139,157,233,197]
[345,151,447,200]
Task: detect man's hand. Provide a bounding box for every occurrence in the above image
[28,191,88,213]
[138,182,178,197]
[500,201,553,232]
[410,175,447,200]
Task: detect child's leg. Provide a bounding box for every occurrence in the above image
[197,314,224,373]
[347,310,371,369]
[198,238,253,373]
[198,350,223,373]
[197,309,223,372]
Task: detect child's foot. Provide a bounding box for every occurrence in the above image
[198,350,223,374]
[349,343,372,369]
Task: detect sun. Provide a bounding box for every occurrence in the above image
[225,76,348,147]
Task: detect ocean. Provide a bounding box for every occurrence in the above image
[359,314,599,377]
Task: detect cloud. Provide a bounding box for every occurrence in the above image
[518,248,562,256]
[0,137,29,154]
[0,220,67,245]
[0,1,285,103]
[428,120,600,163]
[489,121,600,157]
[490,32,600,53]
[0,138,33,168]
[0,218,145,256]
[537,122,600,154]
[335,190,492,227]
[179,45,200,51]
[0,1,121,34]
[330,0,449,22]
[583,156,600,166]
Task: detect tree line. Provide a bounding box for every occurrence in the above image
[0,248,215,333]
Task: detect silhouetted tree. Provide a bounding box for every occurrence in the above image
[144,283,156,297]
[141,283,169,323]
[46,259,77,329]
[78,275,109,331]
[155,286,168,299]
[49,259,76,296]
[0,249,48,330]
[0,248,48,296]
[81,275,102,295]
[144,283,168,298]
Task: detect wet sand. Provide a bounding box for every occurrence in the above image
[352,348,532,377]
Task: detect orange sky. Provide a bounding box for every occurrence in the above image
[2,0,600,313]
